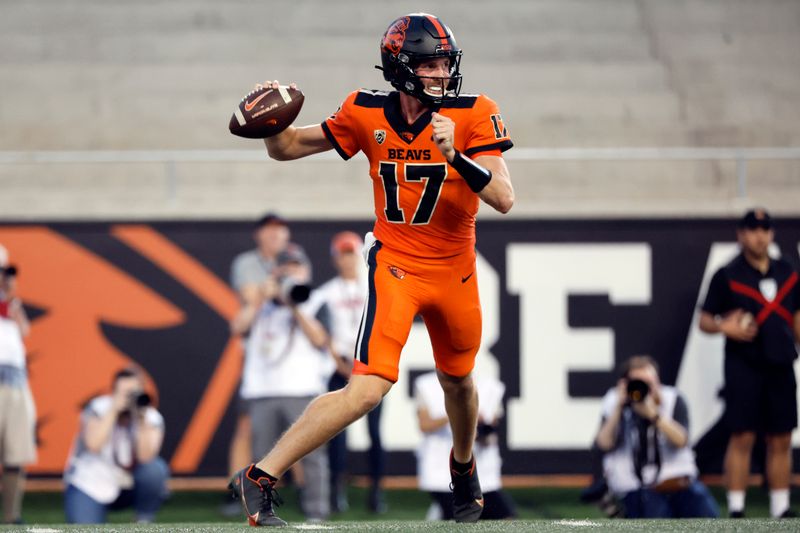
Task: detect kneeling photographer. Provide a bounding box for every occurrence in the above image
[594,356,718,518]
[63,367,168,524]
[231,244,333,521]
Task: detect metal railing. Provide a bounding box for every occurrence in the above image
[1,147,799,211]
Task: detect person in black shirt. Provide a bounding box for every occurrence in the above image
[699,208,800,519]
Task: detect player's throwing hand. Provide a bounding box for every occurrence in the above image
[431,112,456,161]
[255,80,298,91]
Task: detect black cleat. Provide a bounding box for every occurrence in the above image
[779,509,798,519]
[229,464,287,527]
[729,510,745,518]
[450,451,484,523]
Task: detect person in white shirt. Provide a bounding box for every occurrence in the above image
[308,231,387,514]
[221,213,302,517]
[63,368,168,524]
[414,370,516,520]
[226,213,293,488]
[232,245,332,521]
[0,249,35,525]
[595,355,718,518]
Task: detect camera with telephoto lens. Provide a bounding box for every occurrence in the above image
[626,379,650,403]
[129,391,152,409]
[280,277,311,305]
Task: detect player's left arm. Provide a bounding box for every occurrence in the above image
[431,111,514,214]
[472,154,514,213]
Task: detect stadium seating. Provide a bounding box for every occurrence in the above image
[0,0,798,218]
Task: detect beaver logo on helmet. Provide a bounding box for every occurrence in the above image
[377,13,463,105]
[382,16,410,56]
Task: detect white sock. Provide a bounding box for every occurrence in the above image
[727,490,746,513]
[770,489,790,518]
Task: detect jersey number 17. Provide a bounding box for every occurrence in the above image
[379,162,447,225]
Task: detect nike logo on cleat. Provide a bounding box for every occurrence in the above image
[461,272,474,283]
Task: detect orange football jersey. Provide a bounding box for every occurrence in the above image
[322,90,512,259]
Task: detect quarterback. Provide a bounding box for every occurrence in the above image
[230,13,514,526]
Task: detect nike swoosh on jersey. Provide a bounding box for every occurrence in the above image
[461,272,474,283]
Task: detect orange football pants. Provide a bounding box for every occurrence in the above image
[352,240,482,383]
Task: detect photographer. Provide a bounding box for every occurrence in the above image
[0,249,35,525]
[595,356,718,518]
[414,369,517,520]
[222,212,293,516]
[232,245,332,521]
[63,368,168,524]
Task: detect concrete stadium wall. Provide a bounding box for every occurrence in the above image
[1,0,799,218]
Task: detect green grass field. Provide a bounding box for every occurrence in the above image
[4,486,796,532]
[2,520,800,533]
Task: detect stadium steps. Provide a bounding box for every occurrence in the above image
[1,0,799,217]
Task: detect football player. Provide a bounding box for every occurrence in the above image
[230,13,514,526]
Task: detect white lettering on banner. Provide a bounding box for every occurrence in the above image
[346,239,800,454]
[506,244,651,448]
[348,252,501,451]
[675,243,737,443]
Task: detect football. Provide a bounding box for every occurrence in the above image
[229,85,305,139]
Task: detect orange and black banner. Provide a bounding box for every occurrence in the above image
[0,220,367,476]
[1,219,799,477]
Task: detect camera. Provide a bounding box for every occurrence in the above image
[129,391,152,409]
[280,278,311,305]
[626,379,649,403]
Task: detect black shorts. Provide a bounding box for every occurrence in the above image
[723,354,798,434]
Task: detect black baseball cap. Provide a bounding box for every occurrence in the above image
[738,208,773,230]
[255,212,287,229]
